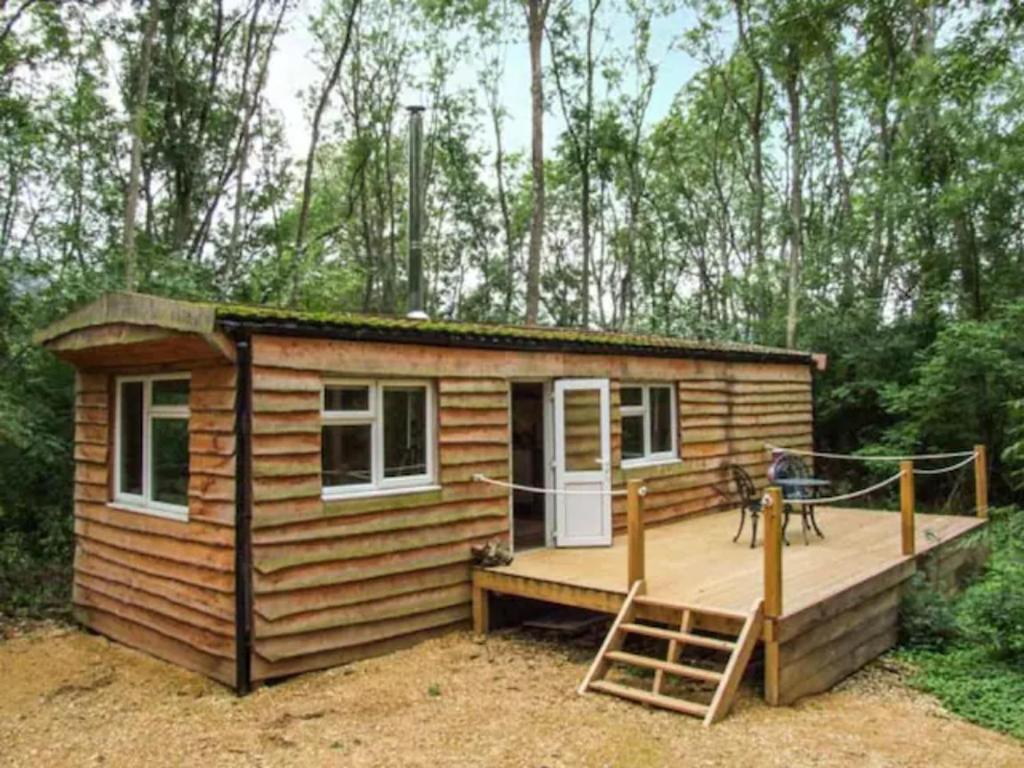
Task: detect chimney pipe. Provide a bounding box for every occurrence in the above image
[406,106,427,320]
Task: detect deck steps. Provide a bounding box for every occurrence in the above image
[579,581,765,726]
[619,623,737,652]
[604,650,724,683]
[589,680,710,718]
[632,594,748,622]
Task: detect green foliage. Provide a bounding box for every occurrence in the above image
[900,647,1024,739]
[898,574,959,652]
[896,507,1024,737]
[3,0,1024,625]
[958,507,1024,663]
[1005,400,1024,490]
[958,560,1024,663]
[880,303,1024,463]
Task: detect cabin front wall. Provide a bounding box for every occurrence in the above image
[71,362,238,687]
[248,334,813,681]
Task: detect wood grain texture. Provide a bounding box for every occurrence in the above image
[250,368,511,680]
[247,336,814,681]
[71,363,237,686]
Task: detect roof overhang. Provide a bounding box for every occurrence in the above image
[36,291,816,368]
[34,292,234,368]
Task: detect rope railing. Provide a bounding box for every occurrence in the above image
[769,469,906,508]
[761,443,989,632]
[911,452,978,476]
[472,473,644,497]
[764,442,976,462]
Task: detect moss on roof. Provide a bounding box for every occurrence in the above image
[36,291,810,363]
[214,300,809,361]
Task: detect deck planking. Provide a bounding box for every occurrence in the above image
[483,507,984,618]
[478,506,985,706]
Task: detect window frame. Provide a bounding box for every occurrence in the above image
[619,382,678,467]
[112,372,191,521]
[321,379,437,499]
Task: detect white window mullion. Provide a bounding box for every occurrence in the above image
[142,379,152,503]
[642,385,652,458]
[322,378,435,498]
[373,380,384,486]
[621,381,679,467]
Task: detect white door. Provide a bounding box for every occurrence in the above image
[554,378,611,547]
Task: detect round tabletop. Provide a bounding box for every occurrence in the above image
[774,477,831,487]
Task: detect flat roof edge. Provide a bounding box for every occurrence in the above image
[216,315,814,366]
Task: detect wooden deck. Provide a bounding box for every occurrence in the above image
[473,507,986,705]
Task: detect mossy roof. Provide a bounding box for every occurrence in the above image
[214,301,809,363]
[36,291,811,364]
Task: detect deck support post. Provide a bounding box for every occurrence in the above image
[763,486,783,706]
[974,444,988,519]
[472,581,489,636]
[627,479,646,588]
[900,460,915,556]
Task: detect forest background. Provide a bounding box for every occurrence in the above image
[2,0,1024,616]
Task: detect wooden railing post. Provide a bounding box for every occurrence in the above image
[763,487,783,620]
[763,486,783,706]
[974,444,988,519]
[627,479,645,588]
[900,460,915,556]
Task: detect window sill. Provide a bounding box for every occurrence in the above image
[619,457,684,480]
[322,484,442,503]
[621,456,681,470]
[107,501,189,523]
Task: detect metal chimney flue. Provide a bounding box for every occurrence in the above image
[406,106,428,320]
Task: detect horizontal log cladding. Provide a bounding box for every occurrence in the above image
[606,370,812,531]
[71,363,238,687]
[246,336,813,682]
[248,361,513,680]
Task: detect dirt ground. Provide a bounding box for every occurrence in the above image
[2,623,1022,768]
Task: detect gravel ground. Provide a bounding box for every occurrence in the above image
[1,622,1022,768]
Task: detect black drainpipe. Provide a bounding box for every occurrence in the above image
[232,331,254,695]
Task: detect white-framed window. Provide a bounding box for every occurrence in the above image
[321,379,436,498]
[113,373,191,521]
[620,382,678,466]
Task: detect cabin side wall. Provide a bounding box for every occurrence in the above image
[248,334,813,681]
[72,364,238,686]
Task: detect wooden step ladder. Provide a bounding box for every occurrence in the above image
[578,581,764,726]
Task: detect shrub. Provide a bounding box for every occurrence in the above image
[958,557,1024,664]
[899,573,959,652]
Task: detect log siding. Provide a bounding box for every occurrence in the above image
[247,335,813,681]
[71,365,238,687]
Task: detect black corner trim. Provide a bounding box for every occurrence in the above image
[232,331,254,695]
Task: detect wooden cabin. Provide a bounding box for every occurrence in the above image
[35,291,817,690]
[36,291,984,716]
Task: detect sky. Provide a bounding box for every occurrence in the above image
[263,0,708,162]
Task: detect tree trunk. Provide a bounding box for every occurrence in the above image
[580,0,598,327]
[490,100,516,318]
[122,0,160,291]
[226,0,267,278]
[732,1,767,330]
[524,0,548,325]
[295,0,360,256]
[784,44,802,349]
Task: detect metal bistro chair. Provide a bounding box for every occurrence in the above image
[770,454,825,545]
[729,464,763,548]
